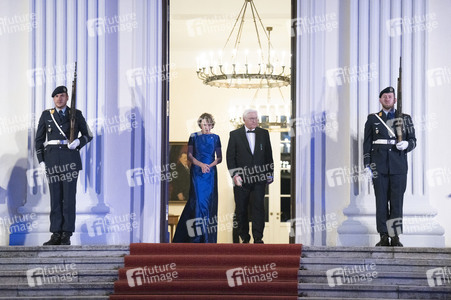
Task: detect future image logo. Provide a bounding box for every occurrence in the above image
[186,213,236,238]
[126,64,177,88]
[326,264,377,287]
[326,163,376,187]
[426,267,451,287]
[427,67,451,87]
[287,213,338,238]
[185,14,234,37]
[289,13,338,37]
[426,167,451,187]
[86,213,138,237]
[226,263,278,287]
[386,14,438,37]
[126,163,178,187]
[26,264,78,287]
[86,13,137,37]
[386,218,403,237]
[126,264,178,287]
[289,113,338,138]
[326,63,377,87]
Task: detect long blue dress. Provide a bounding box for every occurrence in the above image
[172,132,221,243]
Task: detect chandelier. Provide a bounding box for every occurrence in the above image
[196,0,291,89]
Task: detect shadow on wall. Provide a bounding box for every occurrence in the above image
[1,132,28,245]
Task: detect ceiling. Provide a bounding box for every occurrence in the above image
[170,0,292,68]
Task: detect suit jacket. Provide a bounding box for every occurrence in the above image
[363,110,416,175]
[226,126,274,185]
[35,107,93,171]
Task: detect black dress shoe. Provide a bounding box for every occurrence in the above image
[390,236,403,247]
[60,232,72,245]
[375,234,390,246]
[254,240,264,244]
[43,233,61,245]
[240,235,250,243]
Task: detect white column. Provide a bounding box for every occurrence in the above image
[293,0,330,245]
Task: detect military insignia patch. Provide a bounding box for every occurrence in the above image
[378,112,382,117]
[50,109,55,114]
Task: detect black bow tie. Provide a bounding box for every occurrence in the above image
[247,130,255,133]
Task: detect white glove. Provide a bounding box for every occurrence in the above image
[39,162,46,173]
[233,175,243,187]
[396,141,408,151]
[364,167,373,181]
[68,139,80,150]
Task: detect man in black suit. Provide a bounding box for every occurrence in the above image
[363,86,416,247]
[227,109,274,243]
[35,86,93,245]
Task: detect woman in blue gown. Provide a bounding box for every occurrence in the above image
[172,113,222,243]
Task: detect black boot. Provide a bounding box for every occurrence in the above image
[390,235,403,247]
[375,233,390,246]
[60,232,72,245]
[43,233,61,245]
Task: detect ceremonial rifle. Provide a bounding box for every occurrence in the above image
[396,57,403,143]
[69,62,77,143]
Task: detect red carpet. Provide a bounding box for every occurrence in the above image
[110,243,302,299]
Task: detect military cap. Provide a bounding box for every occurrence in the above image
[379,86,395,98]
[51,86,68,97]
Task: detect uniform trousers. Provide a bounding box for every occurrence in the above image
[372,173,407,234]
[47,170,79,233]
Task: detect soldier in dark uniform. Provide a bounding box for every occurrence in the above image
[363,86,416,247]
[35,86,93,245]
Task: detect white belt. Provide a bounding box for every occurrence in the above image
[46,140,68,145]
[373,139,396,145]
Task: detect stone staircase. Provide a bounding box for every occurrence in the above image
[299,246,451,299]
[1,245,450,299]
[0,245,128,299]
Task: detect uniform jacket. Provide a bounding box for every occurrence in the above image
[226,126,274,185]
[363,110,416,175]
[35,107,92,171]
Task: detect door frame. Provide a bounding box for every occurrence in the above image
[160,0,298,243]
[289,0,297,244]
[160,0,170,243]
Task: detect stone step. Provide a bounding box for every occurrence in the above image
[0,283,114,297]
[298,270,434,285]
[302,246,451,260]
[297,298,406,300]
[0,245,127,298]
[0,257,124,271]
[300,257,451,272]
[0,245,129,258]
[297,283,451,299]
[298,298,400,300]
[0,270,118,284]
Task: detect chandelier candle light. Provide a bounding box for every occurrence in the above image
[196,0,291,89]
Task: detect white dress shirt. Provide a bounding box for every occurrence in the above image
[245,125,255,154]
